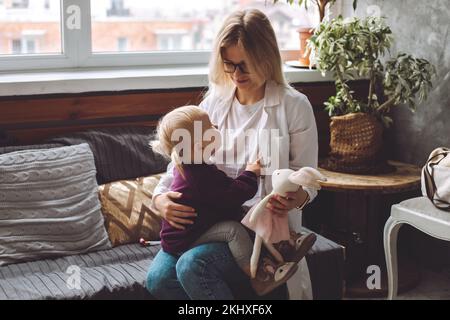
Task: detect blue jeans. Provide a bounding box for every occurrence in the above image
[146,242,254,300]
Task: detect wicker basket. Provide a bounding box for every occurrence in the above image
[321,113,392,174]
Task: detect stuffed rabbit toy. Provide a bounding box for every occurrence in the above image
[241,167,327,278]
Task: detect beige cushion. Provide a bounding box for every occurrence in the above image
[99,173,164,247]
[392,197,450,223]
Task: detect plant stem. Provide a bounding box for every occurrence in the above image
[335,67,355,109]
[366,36,376,111]
[377,97,396,113]
[317,0,328,22]
[367,69,375,110]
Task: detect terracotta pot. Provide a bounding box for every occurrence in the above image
[297,27,314,67]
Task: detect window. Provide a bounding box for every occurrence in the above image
[107,0,129,17]
[0,0,350,71]
[11,39,21,54]
[117,37,128,51]
[0,0,62,56]
[11,0,29,9]
[25,38,36,53]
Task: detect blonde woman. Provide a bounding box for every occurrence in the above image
[147,9,318,300]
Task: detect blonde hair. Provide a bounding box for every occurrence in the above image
[150,105,209,177]
[207,9,288,96]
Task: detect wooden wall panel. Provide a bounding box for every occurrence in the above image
[0,88,204,145]
[0,81,369,154]
[0,89,204,126]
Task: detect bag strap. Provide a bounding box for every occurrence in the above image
[423,150,450,211]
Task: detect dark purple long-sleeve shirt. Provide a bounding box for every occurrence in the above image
[160,163,258,254]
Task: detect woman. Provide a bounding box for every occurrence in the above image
[146,9,318,300]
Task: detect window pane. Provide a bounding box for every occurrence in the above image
[0,0,62,55]
[91,0,318,53]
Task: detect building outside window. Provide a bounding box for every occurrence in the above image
[0,0,61,56]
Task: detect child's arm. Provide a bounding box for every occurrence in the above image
[198,164,259,212]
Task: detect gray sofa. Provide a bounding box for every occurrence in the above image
[0,127,345,300]
[0,230,343,300]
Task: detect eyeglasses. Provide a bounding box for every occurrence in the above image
[223,61,250,74]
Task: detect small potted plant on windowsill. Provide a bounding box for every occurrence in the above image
[272,0,358,67]
[307,16,436,174]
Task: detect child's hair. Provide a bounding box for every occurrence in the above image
[150,105,208,177]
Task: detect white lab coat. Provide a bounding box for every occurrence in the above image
[154,80,319,300]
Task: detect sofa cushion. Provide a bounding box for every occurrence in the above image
[99,173,164,247]
[0,143,112,266]
[45,127,169,184]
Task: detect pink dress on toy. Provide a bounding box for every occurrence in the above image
[241,203,290,244]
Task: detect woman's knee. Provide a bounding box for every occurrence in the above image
[176,242,231,281]
[175,248,204,282]
[175,243,239,299]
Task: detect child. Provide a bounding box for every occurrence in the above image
[150,105,298,296]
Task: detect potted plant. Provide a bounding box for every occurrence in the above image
[272,0,358,66]
[307,16,436,174]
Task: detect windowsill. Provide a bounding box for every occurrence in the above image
[0,64,335,97]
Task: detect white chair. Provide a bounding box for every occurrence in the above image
[384,196,450,300]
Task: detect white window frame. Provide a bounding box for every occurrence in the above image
[0,0,350,72]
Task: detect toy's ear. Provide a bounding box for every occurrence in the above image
[288,167,327,189]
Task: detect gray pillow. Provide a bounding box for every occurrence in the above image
[0,143,112,266]
[45,127,169,184]
[0,143,64,155]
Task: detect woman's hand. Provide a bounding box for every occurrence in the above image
[153,192,197,230]
[265,188,309,216]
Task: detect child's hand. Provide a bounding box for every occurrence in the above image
[245,159,261,177]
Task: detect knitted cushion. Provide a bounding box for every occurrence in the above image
[0,143,64,155]
[0,143,111,266]
[99,173,164,247]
